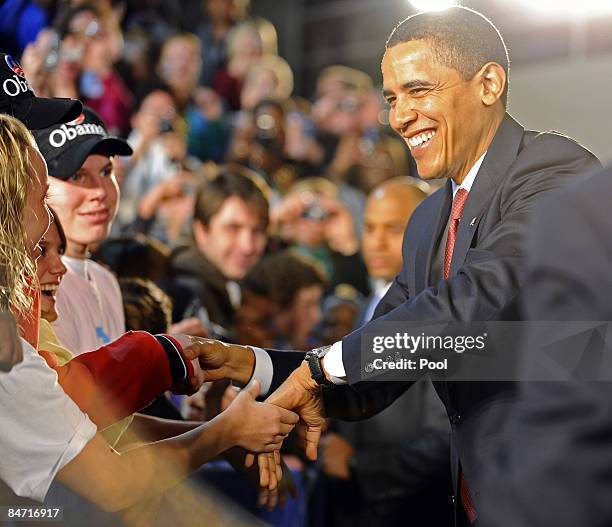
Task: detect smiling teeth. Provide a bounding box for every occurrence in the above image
[408,130,436,149]
[40,284,59,293]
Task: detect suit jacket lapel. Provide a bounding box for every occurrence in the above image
[449,114,525,277]
[414,180,452,293]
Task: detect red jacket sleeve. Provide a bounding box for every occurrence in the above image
[39,331,191,429]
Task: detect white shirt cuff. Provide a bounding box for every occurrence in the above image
[242,346,273,396]
[322,341,348,385]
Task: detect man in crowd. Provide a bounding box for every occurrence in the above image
[357,177,428,326]
[168,167,269,340]
[240,251,327,350]
[192,7,601,524]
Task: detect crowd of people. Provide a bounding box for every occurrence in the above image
[2,2,612,527]
[0,1,437,526]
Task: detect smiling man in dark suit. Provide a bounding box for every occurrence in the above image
[191,6,601,524]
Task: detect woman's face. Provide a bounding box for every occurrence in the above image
[36,221,67,322]
[24,147,51,259]
[47,154,119,258]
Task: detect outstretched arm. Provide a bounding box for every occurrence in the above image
[57,381,299,512]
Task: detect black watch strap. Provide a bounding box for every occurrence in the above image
[305,348,334,390]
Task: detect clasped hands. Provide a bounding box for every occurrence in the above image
[176,335,326,501]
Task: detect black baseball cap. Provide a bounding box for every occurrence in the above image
[33,107,133,180]
[0,53,82,129]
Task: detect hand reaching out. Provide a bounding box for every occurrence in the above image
[319,432,355,480]
[318,195,359,255]
[221,381,299,453]
[265,360,326,460]
[180,336,256,385]
[169,317,210,338]
[245,360,327,489]
[167,334,213,394]
[224,448,298,510]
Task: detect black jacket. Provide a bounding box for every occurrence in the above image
[167,245,236,339]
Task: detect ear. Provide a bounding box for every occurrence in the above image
[192,219,208,250]
[478,62,506,107]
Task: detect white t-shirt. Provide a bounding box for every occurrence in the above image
[0,339,97,501]
[52,257,125,355]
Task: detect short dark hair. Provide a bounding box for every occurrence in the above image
[243,251,327,309]
[93,235,171,283]
[386,6,509,104]
[193,166,269,228]
[120,278,172,334]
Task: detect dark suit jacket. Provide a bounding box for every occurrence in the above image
[316,293,452,526]
[478,165,612,527]
[266,114,601,517]
[326,379,452,527]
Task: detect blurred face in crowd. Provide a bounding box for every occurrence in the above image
[232,25,261,59]
[133,90,177,129]
[236,291,276,348]
[194,196,267,280]
[362,185,423,281]
[321,302,359,345]
[47,155,119,258]
[37,221,67,322]
[24,147,52,258]
[56,34,85,77]
[382,40,499,182]
[67,9,112,71]
[275,284,323,349]
[241,68,278,110]
[313,88,363,136]
[357,146,396,194]
[68,9,100,37]
[158,38,201,95]
[228,24,262,78]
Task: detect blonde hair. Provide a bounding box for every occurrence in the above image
[0,115,38,316]
[247,54,294,101]
[317,65,374,94]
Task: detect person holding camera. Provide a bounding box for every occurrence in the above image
[116,88,202,245]
[271,178,370,297]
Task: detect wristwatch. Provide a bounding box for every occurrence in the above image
[305,345,334,390]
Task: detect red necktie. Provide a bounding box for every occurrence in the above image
[443,188,469,280]
[444,188,478,523]
[460,471,477,523]
[443,189,476,522]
